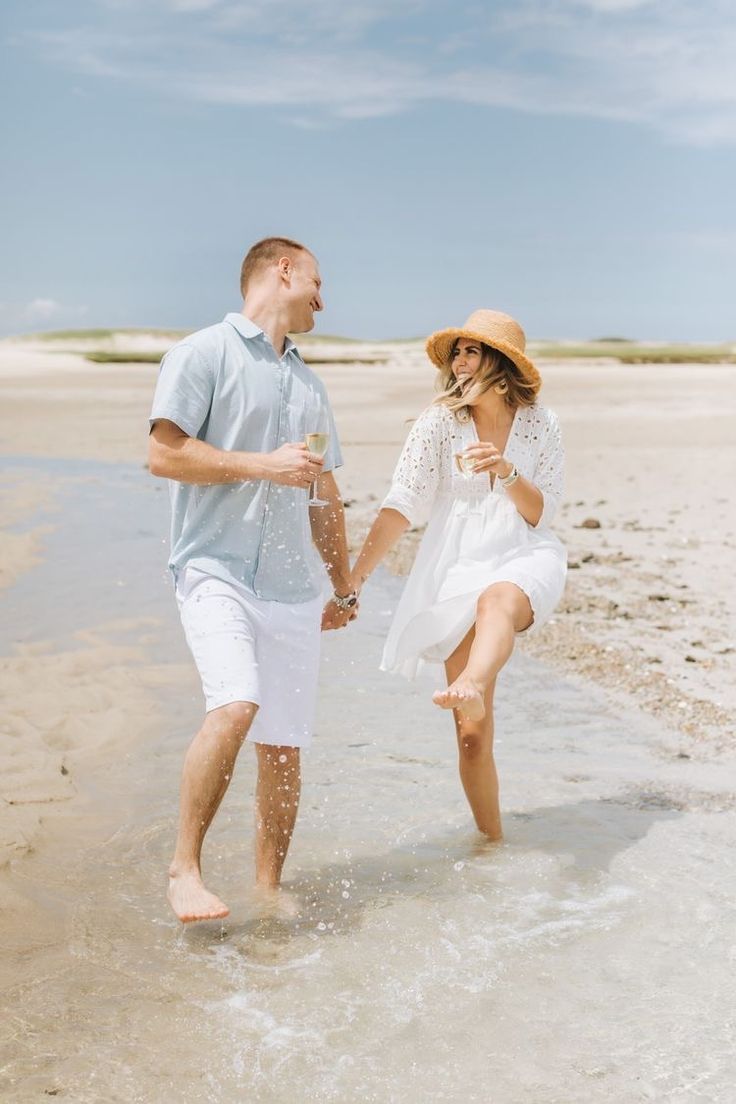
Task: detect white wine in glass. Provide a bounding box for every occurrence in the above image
[454,452,477,479]
[305,432,330,458]
[306,422,330,506]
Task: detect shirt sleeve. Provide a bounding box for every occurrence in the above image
[381,407,446,527]
[532,409,565,528]
[149,343,214,439]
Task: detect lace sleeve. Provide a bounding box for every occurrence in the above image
[533,409,565,528]
[381,406,447,527]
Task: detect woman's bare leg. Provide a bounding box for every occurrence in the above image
[443,626,503,838]
[433,583,533,722]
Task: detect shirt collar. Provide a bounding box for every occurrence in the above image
[223,312,298,356]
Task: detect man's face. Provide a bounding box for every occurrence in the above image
[285,252,323,333]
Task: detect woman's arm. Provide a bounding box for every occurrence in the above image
[464,442,543,526]
[464,410,563,529]
[497,470,544,527]
[350,508,410,591]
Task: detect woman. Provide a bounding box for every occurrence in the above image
[349,310,566,840]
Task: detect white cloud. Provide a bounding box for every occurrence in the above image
[24,298,63,320]
[566,0,655,11]
[0,299,89,334]
[669,230,736,254]
[25,0,736,145]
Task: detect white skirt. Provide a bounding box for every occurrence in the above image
[381,492,567,680]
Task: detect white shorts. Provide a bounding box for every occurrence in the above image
[175,567,322,748]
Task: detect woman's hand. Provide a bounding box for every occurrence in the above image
[321,597,358,631]
[463,442,513,478]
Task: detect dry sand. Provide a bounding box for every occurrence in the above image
[0,333,734,870]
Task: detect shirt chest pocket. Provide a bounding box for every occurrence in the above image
[286,381,322,444]
[285,400,306,443]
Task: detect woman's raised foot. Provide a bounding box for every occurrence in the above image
[432,677,485,721]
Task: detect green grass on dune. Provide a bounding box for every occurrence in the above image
[84,351,163,364]
[34,328,189,342]
[84,350,390,365]
[614,351,735,364]
[532,342,734,363]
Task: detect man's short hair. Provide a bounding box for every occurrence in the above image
[240,237,311,296]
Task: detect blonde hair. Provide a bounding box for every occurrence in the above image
[433,341,538,422]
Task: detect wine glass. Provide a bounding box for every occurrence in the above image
[454,452,477,479]
[305,408,330,507]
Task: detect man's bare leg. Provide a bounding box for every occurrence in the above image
[254,744,301,896]
[168,700,257,922]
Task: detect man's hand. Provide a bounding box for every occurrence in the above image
[321,598,358,631]
[263,443,324,488]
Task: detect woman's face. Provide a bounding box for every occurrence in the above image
[451,339,483,386]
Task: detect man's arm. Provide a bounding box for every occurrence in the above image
[148,419,322,488]
[309,471,355,630]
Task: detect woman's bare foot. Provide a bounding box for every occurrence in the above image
[167,870,230,923]
[432,676,485,721]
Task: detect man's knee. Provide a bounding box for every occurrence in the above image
[256,744,300,771]
[208,700,257,741]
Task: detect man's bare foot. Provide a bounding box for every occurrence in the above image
[432,677,485,721]
[167,870,230,923]
[253,884,301,920]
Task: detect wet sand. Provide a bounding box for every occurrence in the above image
[1,335,735,1100]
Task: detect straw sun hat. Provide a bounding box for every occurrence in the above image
[425,309,541,393]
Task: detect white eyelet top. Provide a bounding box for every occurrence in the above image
[381,401,564,530]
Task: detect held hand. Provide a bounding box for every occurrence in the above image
[321,598,359,631]
[264,443,324,488]
[464,442,513,477]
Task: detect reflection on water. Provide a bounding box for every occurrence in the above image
[2,460,736,1102]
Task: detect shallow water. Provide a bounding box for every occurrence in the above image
[2,461,736,1102]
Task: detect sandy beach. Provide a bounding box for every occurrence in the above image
[1,332,735,1101]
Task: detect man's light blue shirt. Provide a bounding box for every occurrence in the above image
[149,312,343,603]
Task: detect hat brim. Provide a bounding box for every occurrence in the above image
[425,327,541,392]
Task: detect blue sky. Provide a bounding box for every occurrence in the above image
[2,0,735,340]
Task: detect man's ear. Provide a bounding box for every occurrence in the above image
[277,256,292,283]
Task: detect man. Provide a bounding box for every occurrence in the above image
[149,237,357,923]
